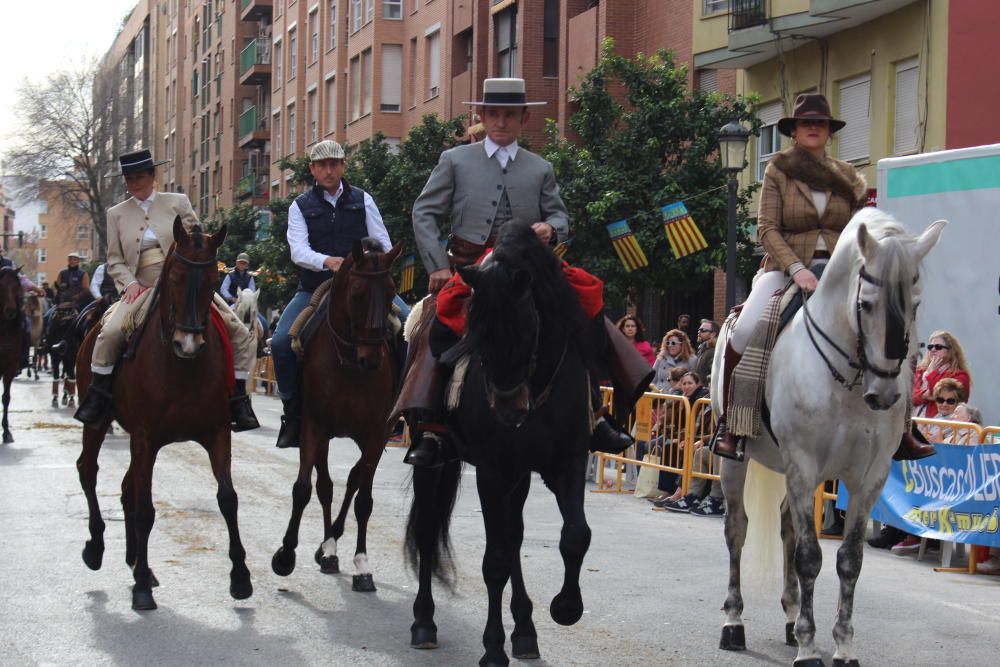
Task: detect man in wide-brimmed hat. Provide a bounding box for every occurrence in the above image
[74,148,260,432]
[394,77,653,467]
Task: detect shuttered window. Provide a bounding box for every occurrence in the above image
[837,73,871,163]
[697,69,718,93]
[894,57,919,155]
[380,44,401,112]
[756,100,783,181]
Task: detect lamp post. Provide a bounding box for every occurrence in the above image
[718,120,750,312]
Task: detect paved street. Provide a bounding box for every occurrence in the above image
[0,375,997,667]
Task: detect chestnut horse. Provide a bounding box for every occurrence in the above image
[0,267,24,444]
[75,218,252,610]
[271,239,402,592]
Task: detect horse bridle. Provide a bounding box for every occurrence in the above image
[327,266,394,366]
[802,265,915,391]
[164,251,218,335]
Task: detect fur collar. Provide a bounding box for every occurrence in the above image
[770,146,865,207]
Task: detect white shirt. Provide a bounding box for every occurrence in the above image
[137,191,159,247]
[484,137,519,169]
[286,182,392,272]
[90,264,105,299]
[810,189,829,252]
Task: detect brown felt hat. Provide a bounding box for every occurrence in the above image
[777,94,846,137]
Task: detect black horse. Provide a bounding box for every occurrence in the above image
[42,291,94,407]
[405,223,595,667]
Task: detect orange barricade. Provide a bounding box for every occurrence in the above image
[253,356,277,395]
[684,397,719,495]
[814,482,841,539]
[914,416,984,446]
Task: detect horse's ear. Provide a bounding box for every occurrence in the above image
[913,219,947,261]
[457,264,479,288]
[856,223,877,263]
[211,224,228,250]
[15,265,23,274]
[512,268,533,296]
[172,216,186,244]
[384,243,403,266]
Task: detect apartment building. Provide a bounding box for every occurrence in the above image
[31,182,96,286]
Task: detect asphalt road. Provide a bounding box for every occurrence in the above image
[0,375,997,666]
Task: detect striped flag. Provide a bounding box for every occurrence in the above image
[399,255,416,294]
[661,201,708,259]
[605,220,649,271]
[553,236,574,259]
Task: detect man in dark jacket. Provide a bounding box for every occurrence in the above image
[693,319,718,386]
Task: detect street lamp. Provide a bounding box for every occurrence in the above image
[718,120,750,312]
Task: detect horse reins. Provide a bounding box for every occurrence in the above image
[802,265,915,390]
[327,266,394,367]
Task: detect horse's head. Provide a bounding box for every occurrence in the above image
[161,216,227,359]
[234,287,259,327]
[337,238,401,371]
[459,260,537,428]
[0,266,23,322]
[848,213,946,410]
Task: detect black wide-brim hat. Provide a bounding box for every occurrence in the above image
[777,93,846,137]
[109,148,170,176]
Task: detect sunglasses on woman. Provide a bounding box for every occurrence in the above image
[927,344,950,351]
[666,341,681,347]
[935,397,957,405]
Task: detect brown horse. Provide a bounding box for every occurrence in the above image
[271,239,401,592]
[75,218,252,611]
[0,267,24,444]
[23,292,44,379]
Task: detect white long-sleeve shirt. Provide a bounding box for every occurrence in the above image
[90,264,105,299]
[286,182,392,272]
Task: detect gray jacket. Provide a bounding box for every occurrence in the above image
[412,141,570,273]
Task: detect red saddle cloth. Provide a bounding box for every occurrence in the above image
[436,252,604,336]
[210,305,235,394]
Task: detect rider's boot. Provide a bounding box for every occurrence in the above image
[74,373,114,426]
[893,424,937,461]
[229,379,260,432]
[710,342,744,461]
[275,395,301,448]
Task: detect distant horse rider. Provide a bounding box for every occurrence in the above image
[55,251,91,305]
[73,148,260,432]
[221,252,256,305]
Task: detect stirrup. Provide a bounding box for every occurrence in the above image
[709,420,745,462]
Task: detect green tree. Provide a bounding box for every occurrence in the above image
[541,40,762,307]
[205,202,259,266]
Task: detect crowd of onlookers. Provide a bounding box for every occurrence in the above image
[610,317,999,574]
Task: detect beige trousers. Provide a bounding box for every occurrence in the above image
[91,257,254,378]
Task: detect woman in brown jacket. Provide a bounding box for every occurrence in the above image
[713,94,933,461]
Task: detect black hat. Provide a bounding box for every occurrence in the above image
[777,94,846,137]
[110,148,169,176]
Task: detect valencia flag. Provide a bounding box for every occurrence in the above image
[553,236,574,259]
[399,254,415,294]
[606,220,649,271]
[661,202,708,259]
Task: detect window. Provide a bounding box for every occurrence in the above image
[543,0,558,77]
[894,57,920,155]
[350,55,361,119]
[838,73,871,163]
[276,0,283,17]
[289,28,297,79]
[329,1,338,49]
[273,111,282,157]
[76,250,89,261]
[76,224,90,240]
[37,248,47,264]
[36,272,46,285]
[409,38,417,107]
[756,100,783,181]
[427,30,440,98]
[384,0,401,19]
[274,40,283,85]
[288,102,296,153]
[309,10,319,63]
[362,48,373,116]
[381,44,402,112]
[325,76,337,135]
[200,171,209,218]
[352,0,362,32]
[697,69,718,93]
[365,0,374,23]
[38,223,47,239]
[495,8,517,77]
[703,0,730,15]
[307,88,318,143]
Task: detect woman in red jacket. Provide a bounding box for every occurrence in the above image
[913,330,972,418]
[616,315,656,366]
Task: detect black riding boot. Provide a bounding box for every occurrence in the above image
[229,379,260,432]
[403,411,452,467]
[275,396,301,449]
[589,388,634,454]
[74,373,114,426]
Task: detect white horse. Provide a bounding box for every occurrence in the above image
[712,208,945,667]
[233,288,264,357]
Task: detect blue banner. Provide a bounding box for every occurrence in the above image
[837,443,1000,548]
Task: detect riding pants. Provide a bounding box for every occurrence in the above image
[91,259,254,378]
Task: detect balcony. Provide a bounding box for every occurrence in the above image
[240,0,273,23]
[729,0,768,32]
[239,107,270,149]
[239,39,272,86]
[236,172,270,200]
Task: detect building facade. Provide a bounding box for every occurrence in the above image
[31,182,96,286]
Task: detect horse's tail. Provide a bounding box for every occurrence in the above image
[741,458,787,594]
[405,459,463,590]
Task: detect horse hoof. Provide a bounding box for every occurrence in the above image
[68,397,75,407]
[832,660,860,667]
[320,555,340,574]
[352,574,376,592]
[2,432,13,445]
[314,546,324,566]
[511,636,540,660]
[793,659,826,667]
[132,590,157,611]
[786,622,797,646]
[271,547,296,577]
[719,624,746,651]
[230,574,253,601]
[479,658,509,667]
[51,397,58,408]
[549,591,583,626]
[81,542,104,570]
[411,626,438,649]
